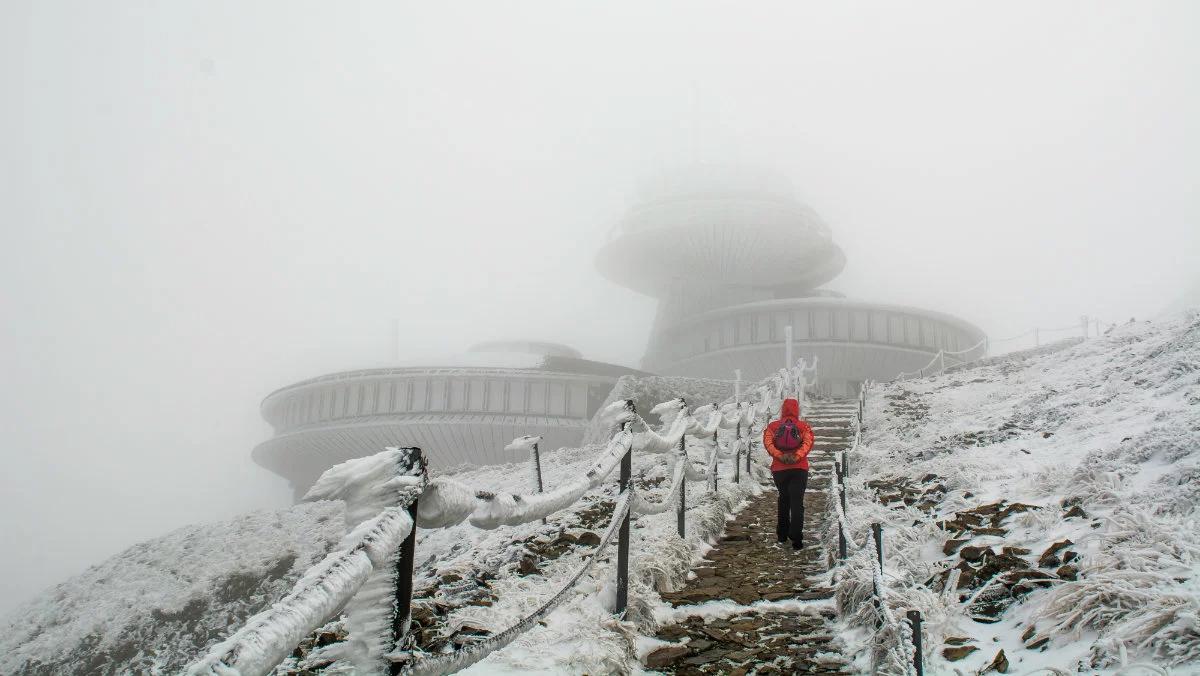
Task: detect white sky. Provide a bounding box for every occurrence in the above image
[1,1,1197,613]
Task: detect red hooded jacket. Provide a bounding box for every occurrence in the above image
[762,398,815,472]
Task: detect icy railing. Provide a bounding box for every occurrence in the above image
[894,315,1116,382]
[188,359,815,676]
[186,450,427,676]
[824,382,925,675]
[893,337,988,381]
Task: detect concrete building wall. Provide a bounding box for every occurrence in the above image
[254,368,620,497]
[643,298,987,396]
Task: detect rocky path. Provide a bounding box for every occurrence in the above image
[643,401,857,675]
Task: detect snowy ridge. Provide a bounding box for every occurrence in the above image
[0,502,345,676]
[831,313,1200,674]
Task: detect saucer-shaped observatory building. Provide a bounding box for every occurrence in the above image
[596,168,986,396]
[253,341,644,497]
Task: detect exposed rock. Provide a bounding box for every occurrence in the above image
[684,648,729,665]
[576,531,602,547]
[960,545,993,562]
[972,527,1008,537]
[1056,564,1078,581]
[1026,636,1050,650]
[1063,505,1088,519]
[1038,539,1074,567]
[1001,546,1030,557]
[517,555,540,576]
[981,649,1009,674]
[995,503,1040,524]
[645,644,690,668]
[943,645,978,660]
[944,636,973,646]
[943,538,969,555]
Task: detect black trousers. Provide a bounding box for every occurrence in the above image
[772,468,809,545]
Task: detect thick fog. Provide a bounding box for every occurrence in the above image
[1,1,1197,613]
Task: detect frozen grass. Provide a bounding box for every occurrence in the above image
[833,312,1200,673]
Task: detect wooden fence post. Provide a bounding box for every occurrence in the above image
[615,416,633,616]
[733,420,741,484]
[836,460,847,561]
[533,441,546,525]
[871,522,883,628]
[390,447,425,673]
[907,610,924,676]
[677,436,687,539]
[711,428,718,492]
[745,424,753,475]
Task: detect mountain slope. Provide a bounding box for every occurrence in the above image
[0,502,345,675]
[841,313,1200,672]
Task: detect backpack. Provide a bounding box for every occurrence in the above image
[773,419,804,452]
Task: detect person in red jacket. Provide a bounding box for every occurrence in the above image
[762,398,815,550]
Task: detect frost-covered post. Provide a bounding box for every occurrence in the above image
[710,425,719,493]
[907,610,924,676]
[391,448,426,665]
[835,460,847,561]
[733,416,741,484]
[533,440,546,526]
[676,427,688,539]
[615,406,635,617]
[745,423,752,475]
[871,522,883,627]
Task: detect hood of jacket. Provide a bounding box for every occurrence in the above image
[780,398,800,420]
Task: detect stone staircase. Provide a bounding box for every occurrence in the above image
[644,400,856,675]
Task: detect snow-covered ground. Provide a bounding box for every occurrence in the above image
[0,502,345,675]
[834,312,1200,674]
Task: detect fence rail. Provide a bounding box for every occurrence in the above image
[893,314,1115,382]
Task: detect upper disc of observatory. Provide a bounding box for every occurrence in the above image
[595,166,846,296]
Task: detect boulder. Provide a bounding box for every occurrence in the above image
[576,531,602,547]
[518,556,541,576]
[1038,540,1073,568]
[645,644,690,668]
[943,538,969,555]
[1056,564,1078,581]
[981,649,1009,674]
[943,645,978,661]
[960,545,993,562]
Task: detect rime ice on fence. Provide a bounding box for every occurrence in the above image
[397,491,635,676]
[187,449,424,676]
[193,361,803,675]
